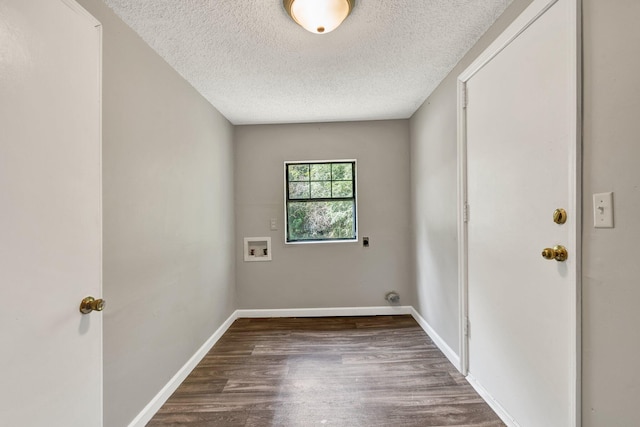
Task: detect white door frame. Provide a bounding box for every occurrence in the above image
[456,0,581,424]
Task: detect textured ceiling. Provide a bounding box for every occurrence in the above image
[102,0,513,125]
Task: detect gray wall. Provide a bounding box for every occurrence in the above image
[582,0,640,424]
[410,0,640,424]
[76,1,236,426]
[235,121,414,309]
[65,0,640,424]
[409,0,534,355]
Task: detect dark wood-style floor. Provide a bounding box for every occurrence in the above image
[148,315,503,426]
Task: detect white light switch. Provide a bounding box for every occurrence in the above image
[593,192,614,228]
[270,218,277,231]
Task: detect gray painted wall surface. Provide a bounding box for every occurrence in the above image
[410,0,640,424]
[235,121,414,309]
[56,0,640,424]
[582,0,640,424]
[409,0,534,355]
[76,1,236,426]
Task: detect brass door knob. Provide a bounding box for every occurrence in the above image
[79,296,106,314]
[541,245,568,262]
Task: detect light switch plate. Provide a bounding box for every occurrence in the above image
[593,192,614,228]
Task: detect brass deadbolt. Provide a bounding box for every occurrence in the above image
[80,296,105,314]
[541,245,568,262]
[553,208,567,224]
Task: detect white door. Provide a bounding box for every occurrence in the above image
[0,1,103,426]
[460,0,579,426]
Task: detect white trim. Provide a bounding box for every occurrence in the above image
[569,1,583,424]
[128,306,413,425]
[236,306,412,318]
[457,0,581,426]
[236,306,463,373]
[61,0,102,27]
[127,311,240,427]
[466,374,521,427]
[458,0,559,82]
[129,306,476,424]
[283,159,358,245]
[457,78,469,376]
[96,19,104,427]
[409,308,461,372]
[284,238,359,245]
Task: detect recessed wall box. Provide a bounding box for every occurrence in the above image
[244,237,272,262]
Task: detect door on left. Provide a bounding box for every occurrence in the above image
[0,1,103,426]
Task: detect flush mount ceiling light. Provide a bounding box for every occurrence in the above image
[283,0,355,34]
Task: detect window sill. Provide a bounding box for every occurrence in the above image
[285,238,358,245]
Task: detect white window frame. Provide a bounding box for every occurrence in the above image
[284,159,358,244]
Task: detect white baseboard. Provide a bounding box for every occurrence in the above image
[129,305,466,426]
[236,305,413,318]
[127,311,239,427]
[409,307,462,372]
[466,373,520,427]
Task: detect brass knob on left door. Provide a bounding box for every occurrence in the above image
[79,296,105,314]
[541,245,568,262]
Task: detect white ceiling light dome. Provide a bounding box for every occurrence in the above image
[284,0,355,34]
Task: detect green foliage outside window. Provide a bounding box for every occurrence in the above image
[286,161,357,242]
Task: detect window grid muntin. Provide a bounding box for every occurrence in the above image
[285,161,357,243]
[286,162,355,202]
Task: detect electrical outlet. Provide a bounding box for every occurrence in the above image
[270,218,277,231]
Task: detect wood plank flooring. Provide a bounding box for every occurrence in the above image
[148,315,503,426]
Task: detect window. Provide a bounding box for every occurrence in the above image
[285,160,357,243]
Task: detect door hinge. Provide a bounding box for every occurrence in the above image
[464,317,470,338]
[462,85,468,109]
[463,203,470,223]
